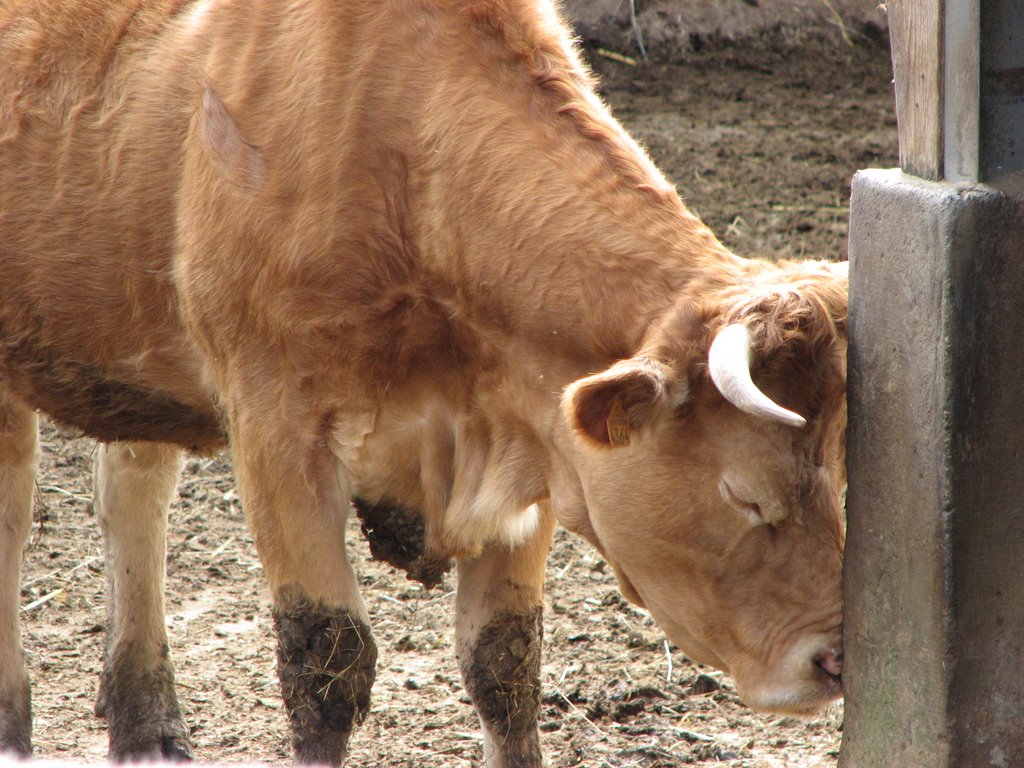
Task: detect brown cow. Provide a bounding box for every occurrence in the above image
[0,0,848,765]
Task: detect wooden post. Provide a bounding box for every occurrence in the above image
[886,1,943,179]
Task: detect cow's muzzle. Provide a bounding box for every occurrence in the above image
[814,647,843,690]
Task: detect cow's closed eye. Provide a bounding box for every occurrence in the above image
[719,479,765,526]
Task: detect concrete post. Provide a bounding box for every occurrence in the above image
[842,0,1024,762]
[843,169,1024,767]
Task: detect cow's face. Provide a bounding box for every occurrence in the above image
[557,273,847,716]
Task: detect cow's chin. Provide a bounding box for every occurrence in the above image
[735,674,843,718]
[730,642,843,717]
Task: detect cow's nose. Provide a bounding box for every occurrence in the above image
[815,648,843,679]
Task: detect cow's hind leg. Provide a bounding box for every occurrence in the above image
[230,417,376,765]
[93,441,191,761]
[0,393,38,756]
[456,503,556,768]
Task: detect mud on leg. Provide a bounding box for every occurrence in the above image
[227,401,379,765]
[274,590,377,764]
[456,503,555,768]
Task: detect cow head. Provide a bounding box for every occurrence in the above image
[556,259,847,716]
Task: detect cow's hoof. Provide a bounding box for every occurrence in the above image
[0,679,33,757]
[108,716,193,763]
[94,680,109,718]
[0,728,32,759]
[100,657,193,762]
[274,599,378,766]
[160,730,194,762]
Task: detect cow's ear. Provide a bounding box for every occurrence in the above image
[563,357,678,448]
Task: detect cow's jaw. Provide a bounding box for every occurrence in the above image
[617,554,843,716]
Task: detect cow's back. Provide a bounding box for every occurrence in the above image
[0,0,224,446]
[0,0,454,446]
[0,0,674,449]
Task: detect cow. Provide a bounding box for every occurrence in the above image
[0,0,849,765]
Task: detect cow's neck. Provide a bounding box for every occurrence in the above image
[415,21,737,369]
[403,11,746,551]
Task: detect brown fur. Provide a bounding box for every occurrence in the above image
[0,0,849,763]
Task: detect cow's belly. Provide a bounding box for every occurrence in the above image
[0,347,225,449]
[0,286,224,448]
[17,372,222,449]
[0,4,219,446]
[0,162,223,444]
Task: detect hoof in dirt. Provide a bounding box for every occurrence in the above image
[109,730,193,764]
[94,687,109,718]
[0,684,34,757]
[161,734,194,762]
[0,736,32,759]
[107,712,194,763]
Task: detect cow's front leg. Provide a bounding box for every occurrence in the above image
[93,441,191,761]
[456,503,556,768]
[230,419,376,765]
[0,394,38,756]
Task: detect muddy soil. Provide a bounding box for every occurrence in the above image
[18,31,897,768]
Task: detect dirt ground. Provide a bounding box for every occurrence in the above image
[18,30,897,768]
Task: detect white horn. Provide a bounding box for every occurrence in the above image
[708,324,807,428]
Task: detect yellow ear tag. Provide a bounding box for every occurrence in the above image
[606,397,631,447]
